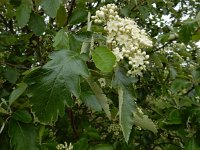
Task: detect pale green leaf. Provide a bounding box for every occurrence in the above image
[53,29,70,50]
[92,46,116,72]
[40,0,62,18]
[16,0,33,27]
[9,83,28,106]
[9,119,39,150]
[133,113,157,133]
[25,50,89,124]
[169,65,177,79]
[118,87,135,143]
[81,91,102,112]
[0,107,8,114]
[86,78,111,119]
[112,67,137,87]
[28,13,46,35]
[196,11,200,25]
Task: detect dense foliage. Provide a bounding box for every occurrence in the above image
[0,0,200,149]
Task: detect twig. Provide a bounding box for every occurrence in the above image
[67,108,78,139]
[0,61,30,70]
[66,0,76,26]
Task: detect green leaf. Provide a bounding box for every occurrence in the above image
[0,128,11,150]
[4,67,20,84]
[9,83,28,106]
[169,65,177,80]
[9,119,39,150]
[179,21,199,43]
[113,67,137,87]
[159,33,170,44]
[196,11,200,25]
[28,13,46,35]
[92,46,116,72]
[81,90,102,112]
[192,33,200,41]
[40,0,62,18]
[73,138,90,150]
[86,78,111,119]
[192,68,200,83]
[92,144,113,150]
[53,29,70,50]
[167,109,182,124]
[16,0,33,27]
[151,54,163,68]
[133,113,157,133]
[25,50,89,124]
[171,78,192,93]
[69,33,82,52]
[56,5,67,27]
[139,6,149,20]
[118,87,136,143]
[0,107,8,114]
[68,8,88,25]
[73,31,93,42]
[12,109,32,123]
[185,138,200,150]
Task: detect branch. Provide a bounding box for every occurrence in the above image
[67,108,78,139]
[0,62,29,70]
[66,0,76,26]
[152,41,172,53]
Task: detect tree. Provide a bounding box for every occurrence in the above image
[0,0,200,149]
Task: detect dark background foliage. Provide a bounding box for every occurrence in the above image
[0,0,200,149]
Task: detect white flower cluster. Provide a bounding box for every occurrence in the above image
[56,142,73,150]
[92,4,153,76]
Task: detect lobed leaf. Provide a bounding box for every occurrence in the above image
[25,50,89,124]
[118,87,136,143]
[86,78,111,119]
[113,67,137,87]
[9,119,39,150]
[81,91,102,112]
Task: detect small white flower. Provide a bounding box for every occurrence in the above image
[98,78,106,87]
